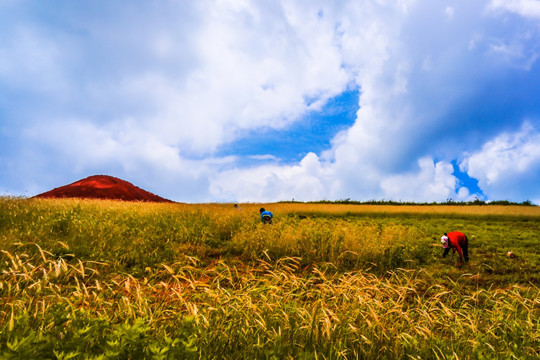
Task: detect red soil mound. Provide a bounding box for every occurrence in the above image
[34,175,173,203]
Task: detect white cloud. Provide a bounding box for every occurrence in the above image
[210,151,474,203]
[487,0,540,19]
[487,39,539,70]
[381,158,469,202]
[461,123,540,202]
[210,152,330,202]
[249,154,279,161]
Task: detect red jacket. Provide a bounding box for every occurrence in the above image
[446,231,467,258]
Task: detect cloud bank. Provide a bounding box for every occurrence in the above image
[1,0,539,203]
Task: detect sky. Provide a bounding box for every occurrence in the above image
[1,0,540,204]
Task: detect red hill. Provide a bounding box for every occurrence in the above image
[34,175,173,203]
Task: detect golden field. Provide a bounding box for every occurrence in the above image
[0,198,538,359]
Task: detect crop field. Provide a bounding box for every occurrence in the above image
[0,198,539,359]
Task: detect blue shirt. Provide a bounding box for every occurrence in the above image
[260,211,273,221]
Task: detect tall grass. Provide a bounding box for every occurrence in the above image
[1,198,539,359]
[1,199,435,273]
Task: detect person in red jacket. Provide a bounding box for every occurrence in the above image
[441,231,469,267]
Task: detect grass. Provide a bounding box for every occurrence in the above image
[0,198,539,359]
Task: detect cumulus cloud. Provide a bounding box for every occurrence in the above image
[210,152,329,202]
[211,149,472,203]
[460,123,540,202]
[211,153,470,203]
[381,158,469,202]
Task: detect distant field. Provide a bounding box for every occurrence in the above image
[1,198,539,359]
[280,202,540,215]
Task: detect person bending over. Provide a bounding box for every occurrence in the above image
[260,208,273,224]
[441,231,469,267]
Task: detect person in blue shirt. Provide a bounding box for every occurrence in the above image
[260,208,273,224]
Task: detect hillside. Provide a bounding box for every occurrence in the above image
[33,175,172,202]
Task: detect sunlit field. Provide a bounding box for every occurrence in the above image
[1,198,539,359]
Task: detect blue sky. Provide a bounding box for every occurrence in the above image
[1,0,540,203]
[220,89,359,164]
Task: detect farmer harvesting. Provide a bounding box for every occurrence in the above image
[260,208,273,224]
[441,231,469,267]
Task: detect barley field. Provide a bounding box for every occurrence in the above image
[0,198,539,359]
